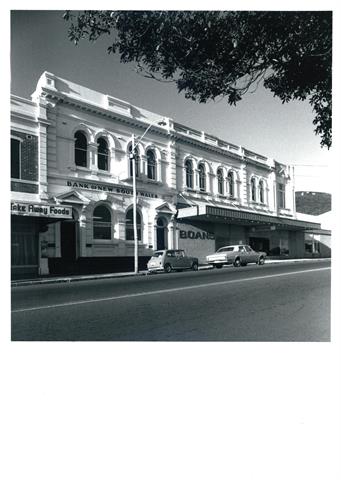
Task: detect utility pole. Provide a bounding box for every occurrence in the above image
[131,134,138,274]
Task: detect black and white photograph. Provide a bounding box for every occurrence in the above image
[3,3,340,480]
[10,9,332,342]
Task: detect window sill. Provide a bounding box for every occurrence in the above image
[11,178,39,185]
[92,239,118,245]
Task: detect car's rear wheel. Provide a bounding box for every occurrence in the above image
[191,262,198,271]
[164,263,172,273]
[257,256,265,265]
[241,262,247,267]
[233,257,241,267]
[215,264,223,269]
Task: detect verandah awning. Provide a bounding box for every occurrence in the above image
[177,204,321,230]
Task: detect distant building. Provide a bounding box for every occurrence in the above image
[295,191,331,215]
[295,191,331,258]
[11,72,324,279]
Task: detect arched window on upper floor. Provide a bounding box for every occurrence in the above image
[128,144,140,177]
[185,159,194,189]
[93,204,111,240]
[74,131,88,167]
[227,171,234,197]
[251,177,257,202]
[217,168,224,195]
[259,180,265,204]
[125,208,142,241]
[97,137,109,171]
[198,163,206,192]
[146,149,157,180]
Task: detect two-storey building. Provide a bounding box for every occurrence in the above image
[11,72,321,279]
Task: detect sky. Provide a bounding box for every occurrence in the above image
[10,9,333,193]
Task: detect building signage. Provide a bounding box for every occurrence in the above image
[66,181,158,198]
[180,229,215,240]
[11,202,72,219]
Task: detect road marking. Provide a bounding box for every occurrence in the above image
[12,267,330,313]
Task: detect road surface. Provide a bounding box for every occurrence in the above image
[11,260,331,341]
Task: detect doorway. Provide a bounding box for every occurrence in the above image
[249,237,270,254]
[61,220,77,260]
[156,217,167,250]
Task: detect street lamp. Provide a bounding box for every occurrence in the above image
[130,119,167,273]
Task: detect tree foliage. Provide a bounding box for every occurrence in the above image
[64,10,332,148]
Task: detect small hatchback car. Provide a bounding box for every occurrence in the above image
[147,249,199,273]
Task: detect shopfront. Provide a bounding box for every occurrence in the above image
[11,201,72,279]
[177,203,320,263]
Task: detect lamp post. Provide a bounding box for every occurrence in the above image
[131,119,167,274]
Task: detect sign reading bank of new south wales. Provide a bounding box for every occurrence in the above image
[11,202,72,219]
[66,180,158,198]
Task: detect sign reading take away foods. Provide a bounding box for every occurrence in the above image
[11,202,72,219]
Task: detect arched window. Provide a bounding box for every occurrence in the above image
[93,205,111,240]
[125,208,142,241]
[185,159,193,189]
[259,180,265,203]
[251,177,257,202]
[217,168,224,195]
[146,150,156,180]
[227,171,234,197]
[74,131,87,167]
[97,137,109,171]
[198,163,206,191]
[128,144,139,177]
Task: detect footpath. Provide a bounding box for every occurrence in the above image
[11,258,329,288]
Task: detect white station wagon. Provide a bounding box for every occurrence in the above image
[206,244,266,268]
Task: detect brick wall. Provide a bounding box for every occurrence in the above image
[11,130,38,192]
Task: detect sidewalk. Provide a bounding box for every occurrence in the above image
[11,258,329,287]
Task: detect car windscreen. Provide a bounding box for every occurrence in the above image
[217,247,235,252]
[152,251,164,258]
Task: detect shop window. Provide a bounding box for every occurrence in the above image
[217,168,224,195]
[97,137,109,171]
[74,131,88,167]
[251,177,256,202]
[198,163,206,191]
[259,180,265,203]
[147,150,157,180]
[11,138,21,179]
[93,205,112,240]
[277,183,286,208]
[228,171,234,197]
[125,208,142,241]
[185,159,193,188]
[129,144,140,177]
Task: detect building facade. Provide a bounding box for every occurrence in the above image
[11,72,322,279]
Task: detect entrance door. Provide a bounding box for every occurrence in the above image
[156,217,167,250]
[61,221,77,260]
[249,237,270,254]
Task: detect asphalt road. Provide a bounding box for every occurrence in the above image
[11,260,331,341]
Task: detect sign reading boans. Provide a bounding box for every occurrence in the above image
[178,224,215,264]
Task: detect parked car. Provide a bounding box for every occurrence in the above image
[206,244,266,268]
[147,249,199,273]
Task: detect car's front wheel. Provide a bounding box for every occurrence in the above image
[257,256,265,265]
[191,262,198,271]
[233,257,241,267]
[164,263,172,273]
[215,264,223,269]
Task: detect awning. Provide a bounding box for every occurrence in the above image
[177,204,321,230]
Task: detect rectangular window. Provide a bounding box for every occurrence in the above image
[11,138,21,179]
[277,183,286,209]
